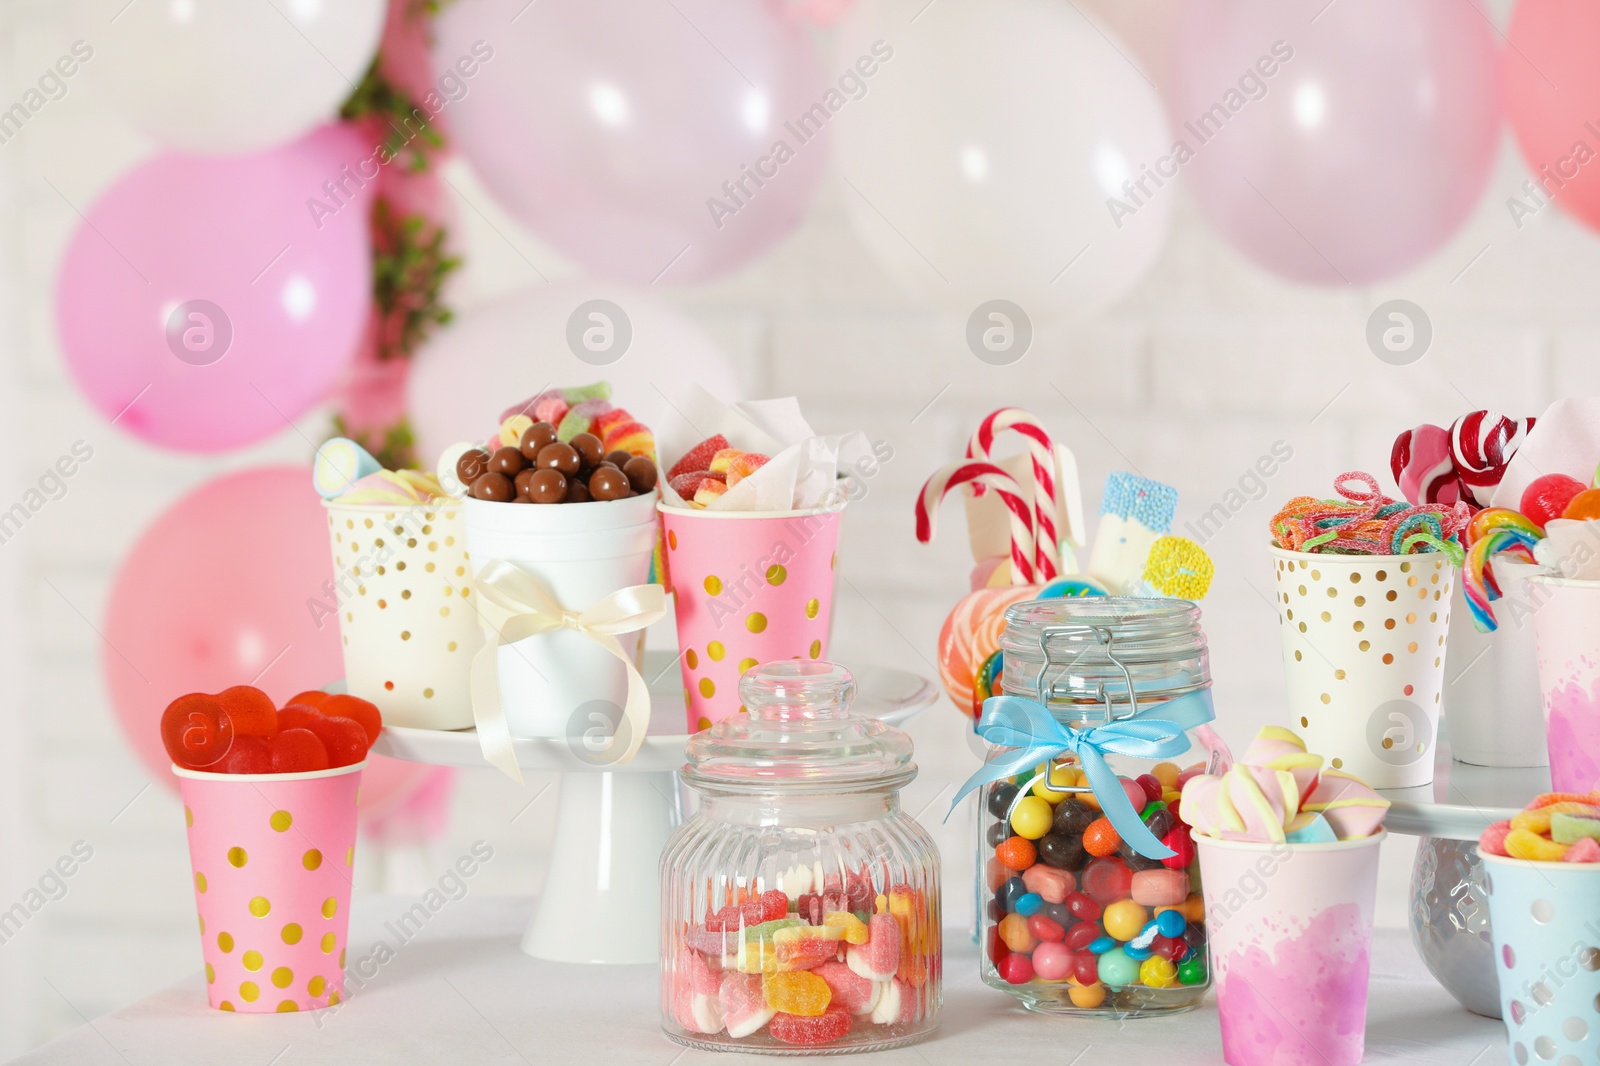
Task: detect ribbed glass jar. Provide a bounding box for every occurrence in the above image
[660,662,940,1054]
[978,597,1213,1016]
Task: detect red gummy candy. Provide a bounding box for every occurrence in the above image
[298,715,368,767]
[285,690,332,710]
[1071,952,1100,985]
[668,434,730,481]
[997,953,1034,984]
[769,1003,851,1046]
[667,469,724,499]
[160,693,234,769]
[270,728,330,773]
[216,685,279,739]
[1081,856,1133,905]
[1520,473,1587,529]
[278,704,326,733]
[705,889,789,932]
[1161,825,1195,871]
[221,736,273,775]
[320,694,381,748]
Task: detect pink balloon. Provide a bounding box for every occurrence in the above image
[433,0,830,284]
[56,125,374,452]
[1169,0,1501,284]
[103,466,432,815]
[1506,0,1600,232]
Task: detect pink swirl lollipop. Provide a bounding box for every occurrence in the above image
[1391,423,1464,506]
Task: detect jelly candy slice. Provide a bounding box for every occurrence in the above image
[681,946,724,995]
[320,694,382,748]
[270,728,330,773]
[692,479,728,506]
[704,889,789,932]
[870,978,911,1025]
[813,960,879,1016]
[845,913,900,981]
[161,693,234,769]
[764,970,832,1017]
[719,972,774,1038]
[773,924,844,969]
[822,911,869,945]
[1551,812,1600,845]
[672,975,724,1034]
[770,1003,851,1046]
[686,926,740,958]
[221,736,273,775]
[669,434,731,481]
[216,686,279,739]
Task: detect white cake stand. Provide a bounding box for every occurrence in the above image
[370,653,938,964]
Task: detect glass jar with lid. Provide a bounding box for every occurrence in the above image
[660,661,941,1054]
[972,597,1216,1016]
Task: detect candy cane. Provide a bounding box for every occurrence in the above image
[967,408,1059,580]
[916,460,1036,585]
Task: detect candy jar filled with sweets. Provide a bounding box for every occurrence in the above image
[660,662,941,1054]
[976,598,1215,1016]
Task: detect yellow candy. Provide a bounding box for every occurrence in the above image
[764,970,831,1016]
[1031,762,1079,804]
[1011,796,1054,840]
[1510,803,1600,835]
[1143,535,1215,599]
[1151,762,1181,788]
[1504,828,1569,862]
[1139,956,1178,988]
[823,911,869,945]
[1161,789,1183,807]
[1068,981,1106,1008]
[1103,899,1149,942]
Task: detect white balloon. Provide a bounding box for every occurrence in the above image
[71,0,385,154]
[406,282,746,469]
[835,0,1173,323]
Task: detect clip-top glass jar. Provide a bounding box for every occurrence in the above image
[660,662,941,1054]
[978,597,1214,1016]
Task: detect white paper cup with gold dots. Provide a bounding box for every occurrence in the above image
[175,763,361,1013]
[324,500,481,730]
[1270,546,1455,789]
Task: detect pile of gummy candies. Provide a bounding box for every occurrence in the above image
[984,759,1208,1004]
[1479,790,1600,863]
[160,685,383,773]
[669,872,933,1048]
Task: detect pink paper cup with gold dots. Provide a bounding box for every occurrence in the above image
[175,762,362,1014]
[660,501,843,731]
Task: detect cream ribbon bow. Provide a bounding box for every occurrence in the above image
[469,559,666,783]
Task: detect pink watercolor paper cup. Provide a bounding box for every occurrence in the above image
[1196,830,1385,1066]
[1528,576,1600,791]
[175,762,362,1013]
[659,501,843,731]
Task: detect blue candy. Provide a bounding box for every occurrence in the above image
[1088,935,1116,955]
[1014,892,1043,917]
[1154,909,1187,939]
[1123,944,1153,961]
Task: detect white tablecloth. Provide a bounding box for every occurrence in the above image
[14,895,1507,1065]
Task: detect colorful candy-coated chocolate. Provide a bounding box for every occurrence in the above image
[1082,817,1121,857]
[1027,914,1066,942]
[1153,908,1187,939]
[1151,934,1187,963]
[1102,899,1148,941]
[1177,957,1207,985]
[1097,947,1139,986]
[1139,956,1178,988]
[1010,796,1054,840]
[1053,801,1096,836]
[1031,941,1072,981]
[1123,943,1153,961]
[1037,833,1086,870]
[1013,893,1043,917]
[1151,762,1181,788]
[769,1003,851,1046]
[995,836,1037,871]
[1087,935,1115,955]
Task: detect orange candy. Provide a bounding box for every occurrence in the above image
[997,913,1037,954]
[1562,488,1600,522]
[1082,818,1122,857]
[995,836,1037,872]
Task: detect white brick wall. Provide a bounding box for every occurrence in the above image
[4,0,1588,1053]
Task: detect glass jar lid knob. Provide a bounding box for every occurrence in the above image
[740,661,857,721]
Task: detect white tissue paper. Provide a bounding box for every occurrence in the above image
[658,387,873,512]
[1531,517,1600,581]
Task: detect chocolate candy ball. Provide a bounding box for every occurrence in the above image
[513,468,540,498]
[490,447,525,476]
[566,477,592,504]
[456,448,491,485]
[987,783,1019,820]
[519,422,558,461]
[1037,832,1086,871]
[604,449,633,469]
[526,468,568,504]
[1053,800,1096,837]
[470,472,514,502]
[622,455,658,493]
[536,441,581,477]
[984,822,1011,848]
[589,465,632,501]
[569,432,604,469]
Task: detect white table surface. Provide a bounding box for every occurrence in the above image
[15,895,1507,1066]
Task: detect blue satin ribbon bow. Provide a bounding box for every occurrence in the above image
[952,690,1215,860]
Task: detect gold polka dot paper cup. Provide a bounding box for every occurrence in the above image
[1270,546,1455,789]
[1481,851,1600,1066]
[659,501,843,731]
[175,763,361,1013]
[324,500,481,730]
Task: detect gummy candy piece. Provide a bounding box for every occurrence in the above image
[216,686,279,739]
[681,946,724,995]
[1563,837,1600,862]
[312,437,382,498]
[822,911,869,945]
[764,970,831,1016]
[1478,819,1512,856]
[845,913,900,981]
[870,978,910,1025]
[320,694,382,748]
[724,452,768,488]
[561,381,612,404]
[161,693,235,769]
[602,420,655,459]
[671,961,724,1035]
[1551,811,1600,845]
[719,972,773,1038]
[294,715,368,768]
[669,435,732,481]
[773,924,844,969]
[692,479,728,507]
[285,690,331,710]
[738,918,804,974]
[499,415,533,450]
[703,890,790,932]
[1504,827,1568,861]
[813,960,879,1015]
[743,917,803,941]
[220,736,273,775]
[589,408,634,439]
[686,926,740,958]
[1527,790,1600,808]
[557,400,613,442]
[270,728,330,773]
[769,1003,850,1046]
[1512,802,1600,835]
[668,470,722,499]
[277,705,328,734]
